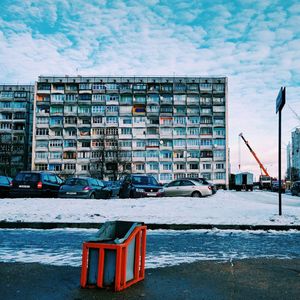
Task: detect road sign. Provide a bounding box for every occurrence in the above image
[276,87,286,113]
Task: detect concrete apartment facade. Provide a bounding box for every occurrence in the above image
[0,85,34,176]
[32,76,228,187]
[291,128,300,179]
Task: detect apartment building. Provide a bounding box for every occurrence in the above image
[0,85,34,176]
[290,128,300,179]
[32,76,228,187]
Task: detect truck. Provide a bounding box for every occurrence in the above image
[234,172,254,191]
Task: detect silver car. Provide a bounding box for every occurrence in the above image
[164,179,213,197]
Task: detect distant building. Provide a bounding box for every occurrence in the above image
[291,128,300,179]
[286,142,291,180]
[0,85,34,176]
[31,76,229,187]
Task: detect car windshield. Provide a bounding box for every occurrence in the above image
[65,178,88,186]
[132,176,158,186]
[15,173,40,182]
[0,176,8,184]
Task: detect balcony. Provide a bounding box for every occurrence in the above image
[119,134,132,139]
[146,157,159,162]
[132,157,145,162]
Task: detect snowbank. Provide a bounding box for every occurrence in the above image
[0,190,299,225]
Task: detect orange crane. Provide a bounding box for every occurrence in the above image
[239,133,272,189]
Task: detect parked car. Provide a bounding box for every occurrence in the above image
[291,181,300,196]
[189,177,217,194]
[0,175,13,197]
[119,174,164,198]
[11,171,63,198]
[59,177,112,199]
[271,180,286,193]
[102,180,120,198]
[164,179,213,197]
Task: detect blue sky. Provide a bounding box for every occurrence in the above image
[1,0,300,178]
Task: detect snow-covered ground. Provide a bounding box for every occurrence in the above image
[0,190,299,225]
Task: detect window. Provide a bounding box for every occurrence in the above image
[148,162,159,170]
[189,163,199,170]
[214,150,226,158]
[35,152,48,159]
[65,94,77,102]
[214,117,225,125]
[0,91,14,98]
[50,106,63,114]
[14,92,27,98]
[174,117,186,125]
[65,84,77,92]
[160,106,173,113]
[162,163,172,171]
[92,116,103,124]
[81,165,90,171]
[175,163,185,170]
[64,105,77,113]
[201,108,212,114]
[173,140,186,147]
[201,116,212,124]
[214,128,225,136]
[201,139,212,146]
[36,141,48,148]
[214,139,225,146]
[146,150,159,158]
[202,173,211,180]
[92,94,106,102]
[106,117,118,124]
[160,173,172,181]
[64,163,76,170]
[174,151,184,158]
[64,117,77,124]
[106,128,118,135]
[202,163,211,170]
[173,95,185,103]
[201,151,213,158]
[160,117,172,126]
[49,152,62,159]
[64,140,76,147]
[133,84,146,90]
[79,94,92,101]
[92,84,106,91]
[132,151,146,158]
[78,106,90,114]
[79,83,92,90]
[188,151,200,158]
[200,127,213,135]
[35,164,47,170]
[106,84,119,90]
[120,95,132,104]
[215,172,226,180]
[49,117,63,126]
[200,83,212,91]
[133,117,145,124]
[187,139,200,146]
[36,128,49,136]
[106,95,119,102]
[119,140,132,147]
[49,140,63,147]
[121,128,132,135]
[200,97,212,105]
[216,163,225,169]
[187,128,200,135]
[92,106,105,114]
[136,140,145,147]
[51,94,65,102]
[148,95,159,104]
[147,140,159,147]
[188,117,200,124]
[187,84,198,91]
[160,151,172,159]
[106,106,119,113]
[78,152,90,159]
[174,128,186,136]
[81,141,91,148]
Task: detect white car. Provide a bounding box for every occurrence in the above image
[164,179,213,197]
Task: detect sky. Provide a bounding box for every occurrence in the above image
[0,0,300,179]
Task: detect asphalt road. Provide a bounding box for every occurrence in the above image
[1,259,300,300]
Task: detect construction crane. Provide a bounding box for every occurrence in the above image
[239,133,272,189]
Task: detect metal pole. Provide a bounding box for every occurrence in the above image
[279,109,282,215]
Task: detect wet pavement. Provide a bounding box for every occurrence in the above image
[1,229,300,268]
[1,259,300,300]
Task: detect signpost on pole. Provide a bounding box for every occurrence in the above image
[276,87,286,216]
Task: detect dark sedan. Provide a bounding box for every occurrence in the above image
[291,181,300,196]
[0,175,12,197]
[119,174,164,198]
[58,177,112,199]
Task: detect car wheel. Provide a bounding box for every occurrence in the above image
[191,191,201,198]
[90,193,95,199]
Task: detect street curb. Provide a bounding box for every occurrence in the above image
[0,221,299,231]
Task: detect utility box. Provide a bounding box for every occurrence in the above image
[81,221,146,291]
[235,172,254,191]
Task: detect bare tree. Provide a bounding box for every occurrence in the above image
[0,133,13,176]
[89,128,131,180]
